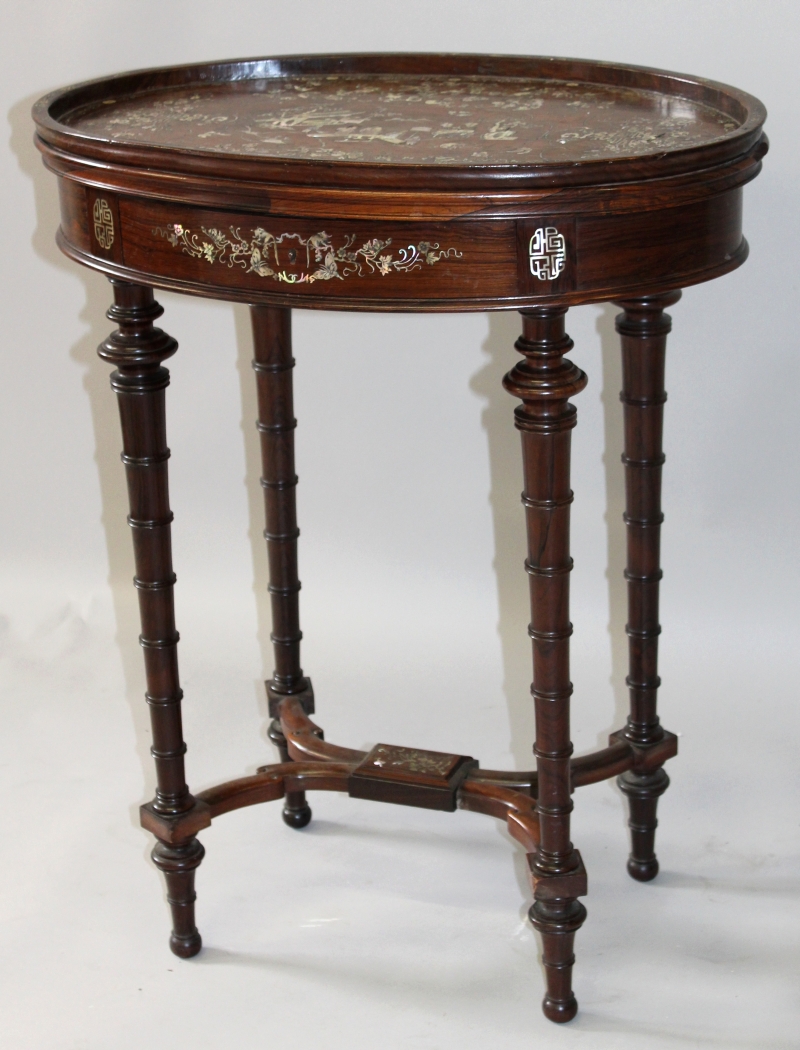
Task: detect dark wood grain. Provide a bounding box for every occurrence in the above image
[34,53,767,1025]
[614,293,681,882]
[251,305,315,830]
[503,308,588,1022]
[35,54,766,313]
[458,780,540,853]
[196,762,355,818]
[576,192,744,292]
[98,281,203,958]
[47,180,753,311]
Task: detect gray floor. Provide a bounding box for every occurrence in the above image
[2,574,796,1049]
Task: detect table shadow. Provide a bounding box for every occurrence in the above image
[8,89,154,825]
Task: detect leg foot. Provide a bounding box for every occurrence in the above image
[627,856,659,883]
[170,930,203,959]
[618,767,669,881]
[282,801,313,829]
[269,718,312,829]
[544,996,578,1024]
[529,899,587,1023]
[151,838,205,957]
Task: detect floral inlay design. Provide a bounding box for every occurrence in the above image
[154,223,462,283]
[368,745,456,777]
[69,74,743,167]
[529,226,566,281]
[93,198,114,249]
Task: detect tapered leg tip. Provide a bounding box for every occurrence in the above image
[543,995,578,1023]
[627,856,659,882]
[282,804,312,829]
[170,931,202,958]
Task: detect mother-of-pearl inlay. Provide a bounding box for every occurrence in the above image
[66,73,742,167]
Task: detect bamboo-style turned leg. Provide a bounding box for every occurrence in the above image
[250,305,315,829]
[504,308,588,1023]
[98,281,203,958]
[614,292,681,882]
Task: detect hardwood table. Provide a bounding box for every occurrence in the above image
[33,53,767,1023]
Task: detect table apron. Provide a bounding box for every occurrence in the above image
[58,178,746,308]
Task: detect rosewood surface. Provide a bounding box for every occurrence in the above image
[33,53,767,1024]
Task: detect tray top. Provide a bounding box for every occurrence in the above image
[35,54,766,190]
[62,73,742,166]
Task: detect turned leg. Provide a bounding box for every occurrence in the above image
[614,292,681,881]
[99,281,203,957]
[504,308,588,1023]
[251,305,315,829]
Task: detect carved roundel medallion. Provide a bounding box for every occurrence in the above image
[93,198,115,250]
[517,218,575,295]
[529,226,566,281]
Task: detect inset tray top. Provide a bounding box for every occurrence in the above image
[35,53,765,188]
[33,54,767,310]
[62,72,742,167]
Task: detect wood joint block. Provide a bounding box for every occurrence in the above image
[349,744,477,811]
[267,679,315,718]
[609,728,678,772]
[529,850,588,900]
[139,798,211,843]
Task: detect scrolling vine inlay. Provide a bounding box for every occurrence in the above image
[154,224,462,283]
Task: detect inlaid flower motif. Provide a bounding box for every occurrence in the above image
[154,224,462,284]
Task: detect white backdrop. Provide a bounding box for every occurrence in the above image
[2,3,798,1048]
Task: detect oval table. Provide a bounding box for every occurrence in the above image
[33,53,767,1023]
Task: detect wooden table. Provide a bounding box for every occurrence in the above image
[33,54,767,1023]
